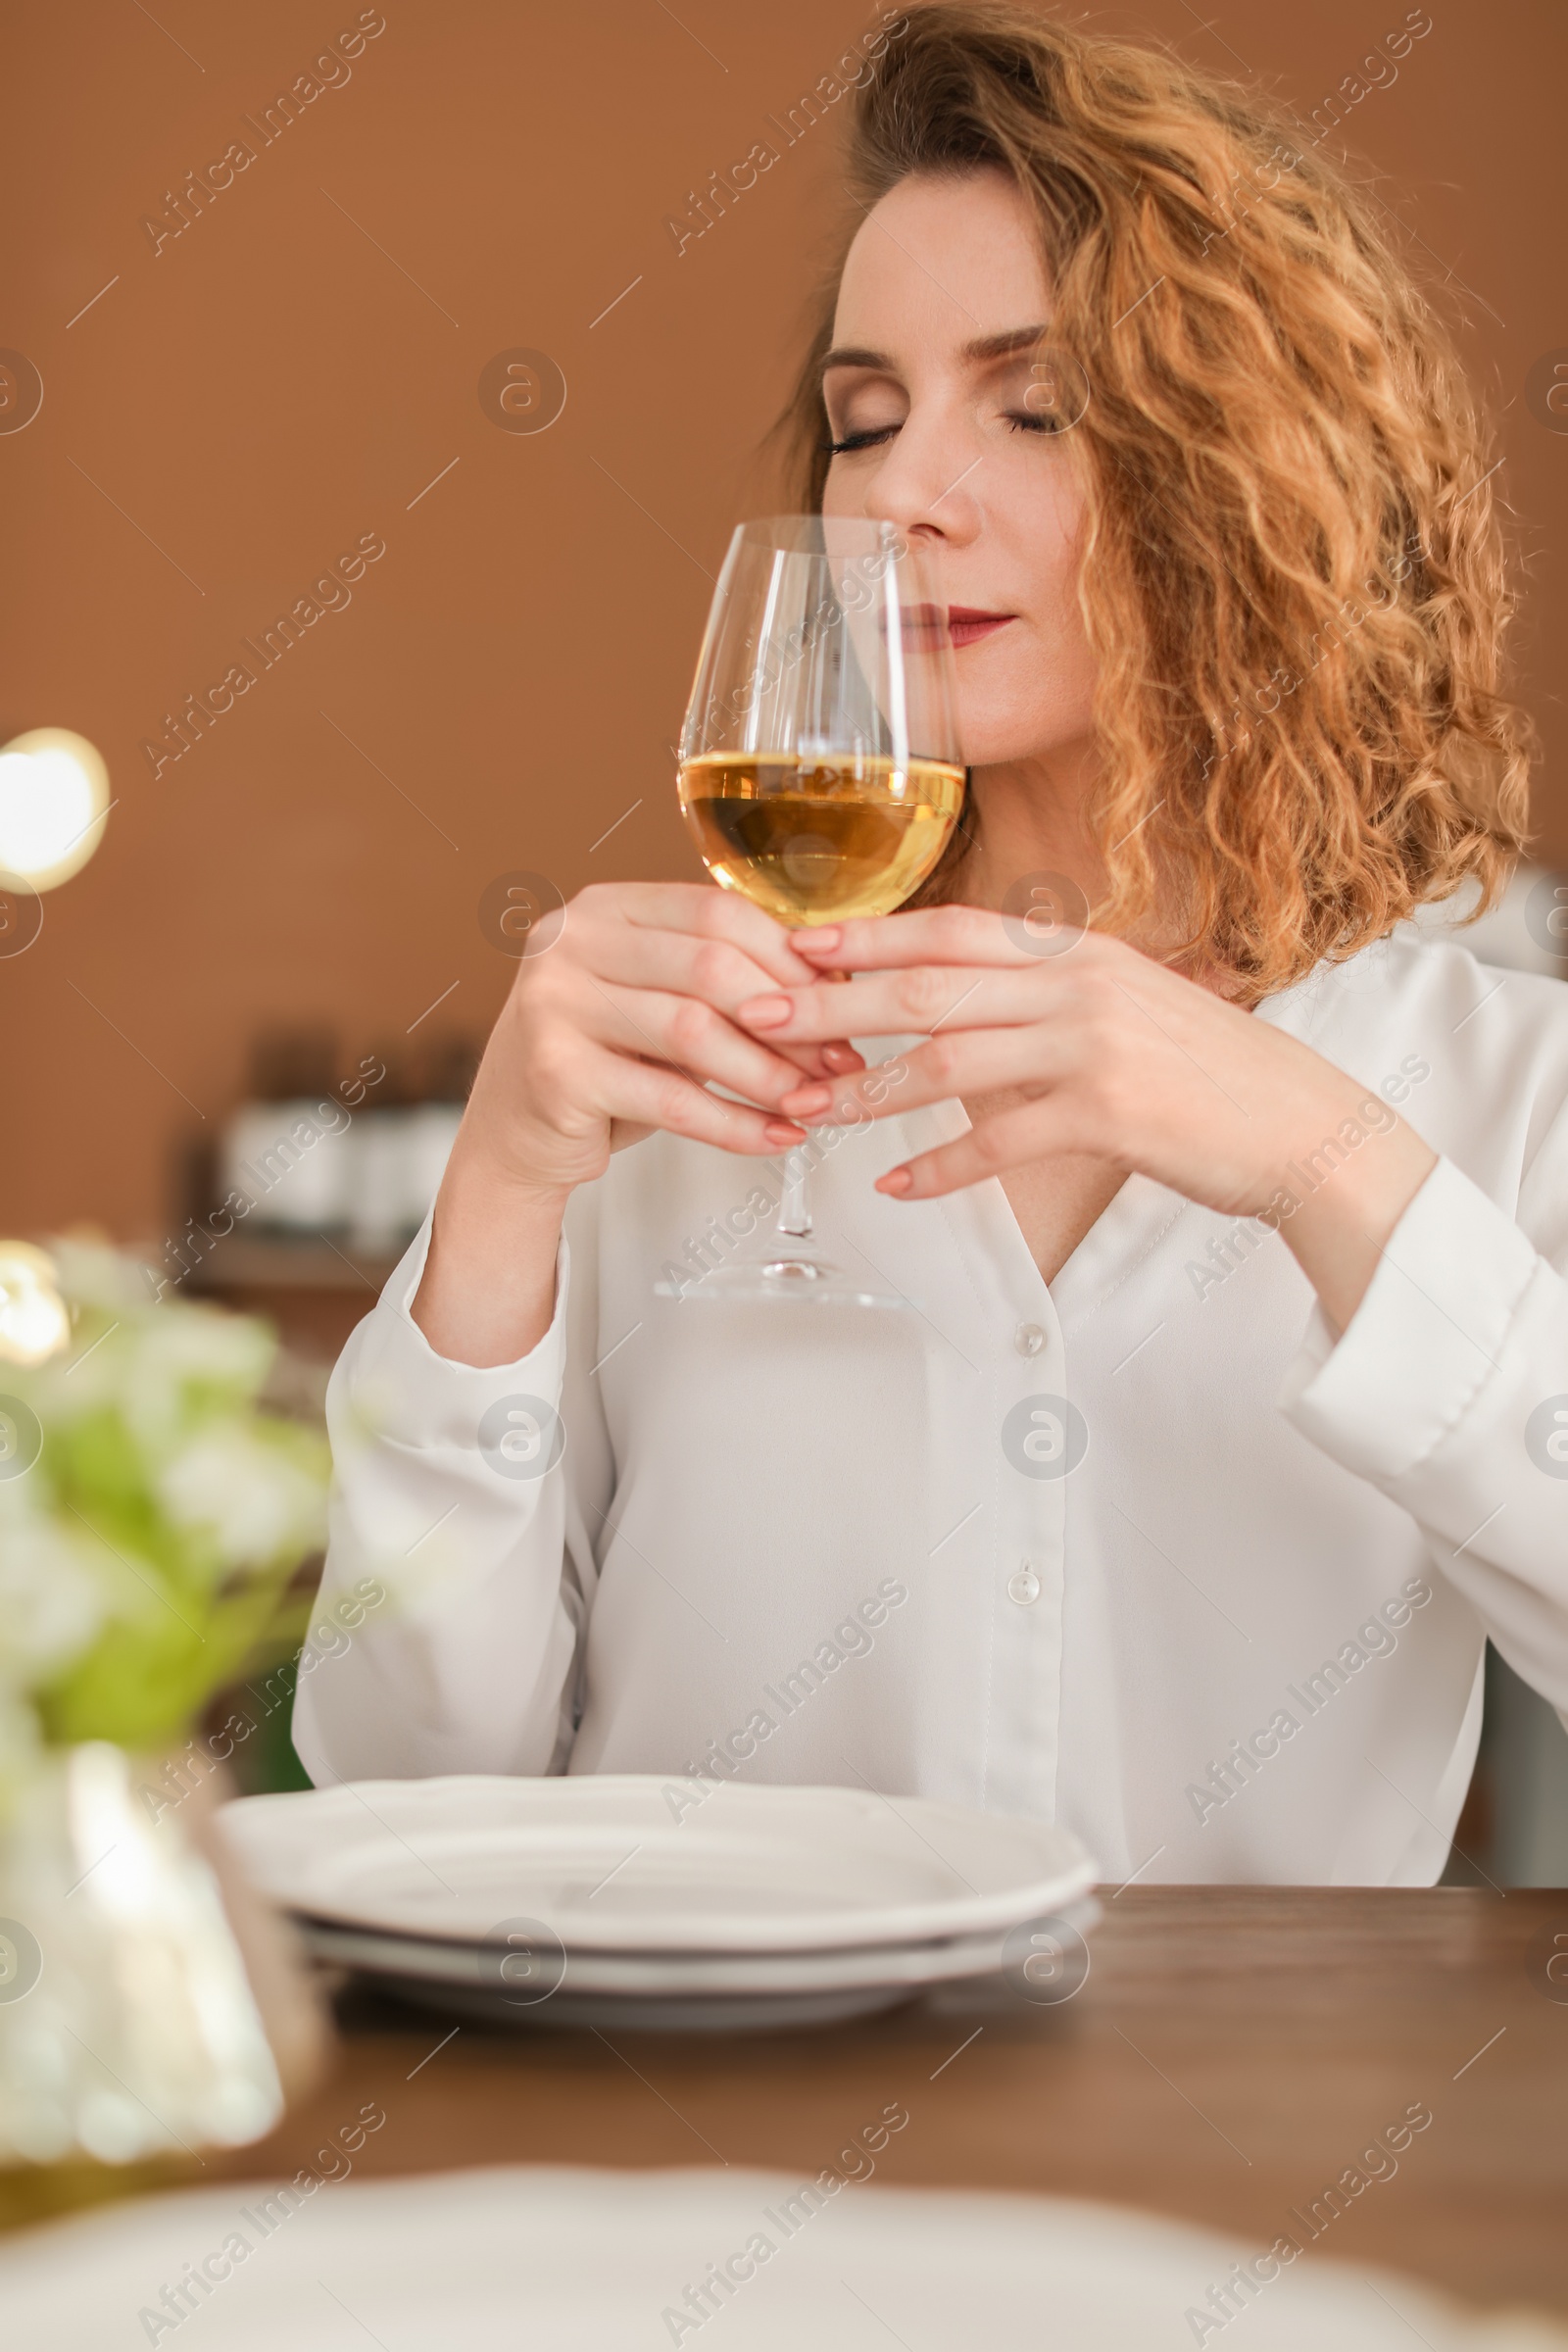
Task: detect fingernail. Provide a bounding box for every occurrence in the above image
[781,1085,832,1114]
[738,994,792,1028]
[876,1167,914,1197]
[796,927,841,954]
[764,1120,806,1146]
[821,1044,862,1072]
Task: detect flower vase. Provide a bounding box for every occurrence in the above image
[0,1740,327,2227]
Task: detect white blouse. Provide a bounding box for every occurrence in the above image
[293,933,1568,1886]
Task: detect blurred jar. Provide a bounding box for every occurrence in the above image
[215,1028,475,1256]
[220,1031,356,1238]
[221,1101,357,1236]
[396,1035,476,1241]
[346,1036,472,1252]
[346,1080,416,1253]
[396,1105,463,1239]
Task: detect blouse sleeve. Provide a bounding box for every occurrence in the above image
[1279,1121,1568,1711]
[290,1187,611,1785]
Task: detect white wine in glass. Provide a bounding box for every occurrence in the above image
[663,514,964,1306]
[678,751,965,926]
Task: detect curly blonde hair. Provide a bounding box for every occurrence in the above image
[774,2,1532,998]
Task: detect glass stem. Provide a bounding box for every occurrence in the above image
[778,1143,814,1241]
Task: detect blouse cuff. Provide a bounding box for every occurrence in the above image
[341,1212,572,1452]
[1278,1155,1538,1483]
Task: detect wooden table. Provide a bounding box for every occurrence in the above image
[214,1888,1568,2323]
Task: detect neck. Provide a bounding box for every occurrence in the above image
[956,742,1238,995]
[955,738,1106,918]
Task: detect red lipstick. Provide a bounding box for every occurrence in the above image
[947,607,1015,648]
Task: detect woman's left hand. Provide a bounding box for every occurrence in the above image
[734,904,1439,1334]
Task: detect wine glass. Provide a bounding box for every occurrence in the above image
[659,514,963,1306]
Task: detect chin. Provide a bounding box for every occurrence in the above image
[957,680,1096,772]
[958,714,1072,770]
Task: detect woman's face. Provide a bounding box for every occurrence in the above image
[819,169,1098,772]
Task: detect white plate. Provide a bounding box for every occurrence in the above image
[300,1913,1071,1993]
[220,1775,1097,1954]
[326,1958,911,2034]
[3,2164,1559,2351]
[292,1898,1102,2034]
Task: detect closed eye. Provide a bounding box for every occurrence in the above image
[824,411,1065,458]
[822,423,900,456]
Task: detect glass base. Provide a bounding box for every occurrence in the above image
[654,1248,906,1309]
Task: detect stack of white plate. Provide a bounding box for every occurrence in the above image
[220,1775,1100,2032]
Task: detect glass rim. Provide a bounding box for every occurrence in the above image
[725,514,917,556]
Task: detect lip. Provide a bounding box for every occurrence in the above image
[947,607,1016,649]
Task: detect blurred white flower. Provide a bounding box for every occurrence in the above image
[28,1295,274,1447]
[0,1513,108,1679]
[156,1425,326,1569]
[0,1242,330,1771]
[134,1307,271,1393]
[46,1237,158,1317]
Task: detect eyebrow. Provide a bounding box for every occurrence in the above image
[818,323,1050,377]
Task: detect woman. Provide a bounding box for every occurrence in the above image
[295,4,1568,1886]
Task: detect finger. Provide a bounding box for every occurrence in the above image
[590,1046,806,1156]
[618,881,823,988]
[584,924,865,1080]
[779,1038,866,1082]
[736,964,1051,1046]
[593,919,807,1004]
[790,903,1064,973]
[876,1100,1101,1200]
[583,980,815,1109]
[777,1025,1072,1122]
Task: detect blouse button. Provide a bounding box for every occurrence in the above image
[1007,1563,1042,1606]
[1014,1322,1046,1358]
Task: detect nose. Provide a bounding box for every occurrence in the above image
[853,405,985,550]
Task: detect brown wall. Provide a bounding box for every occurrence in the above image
[2,0,1562,1245]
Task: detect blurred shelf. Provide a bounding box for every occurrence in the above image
[186,1237,403,1296]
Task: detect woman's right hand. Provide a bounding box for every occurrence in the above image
[413,882,860,1365]
[461,880,863,1190]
